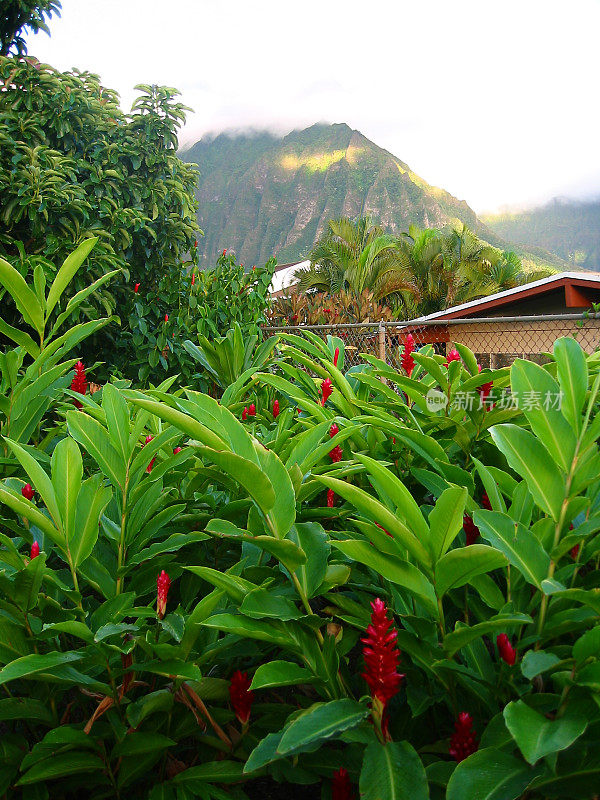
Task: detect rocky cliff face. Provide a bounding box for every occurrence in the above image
[180,122,504,267]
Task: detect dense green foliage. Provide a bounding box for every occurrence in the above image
[0,0,60,55]
[180,123,508,268]
[0,243,600,797]
[0,56,200,375]
[295,216,553,314]
[484,198,600,271]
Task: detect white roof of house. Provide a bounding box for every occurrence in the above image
[416,271,600,321]
[269,260,309,294]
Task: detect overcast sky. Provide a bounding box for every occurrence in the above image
[25,0,600,213]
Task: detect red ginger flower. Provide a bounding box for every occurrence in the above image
[333,347,340,366]
[321,378,333,405]
[481,491,492,510]
[401,334,416,377]
[272,399,280,418]
[242,407,248,421]
[463,514,480,545]
[134,282,140,293]
[173,446,182,454]
[449,712,478,762]
[329,423,339,437]
[164,313,169,323]
[327,489,335,508]
[477,364,493,402]
[570,543,581,560]
[21,483,34,501]
[71,361,87,409]
[248,403,256,417]
[229,670,254,725]
[329,445,343,463]
[332,768,353,800]
[222,249,227,256]
[156,570,171,619]
[496,633,517,665]
[446,349,461,366]
[143,434,155,473]
[362,598,404,740]
[191,272,195,286]
[194,239,198,248]
[30,541,40,559]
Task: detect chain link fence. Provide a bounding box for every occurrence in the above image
[263,314,600,370]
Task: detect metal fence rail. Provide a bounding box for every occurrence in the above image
[263,314,600,369]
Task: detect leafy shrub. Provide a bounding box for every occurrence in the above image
[0,267,600,798]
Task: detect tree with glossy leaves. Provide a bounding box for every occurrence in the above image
[0,0,60,56]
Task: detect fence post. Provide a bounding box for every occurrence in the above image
[378,321,386,364]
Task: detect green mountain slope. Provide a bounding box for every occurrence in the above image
[180,123,508,267]
[483,198,600,271]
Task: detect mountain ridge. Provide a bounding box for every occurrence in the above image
[179,123,565,269]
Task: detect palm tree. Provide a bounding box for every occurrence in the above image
[295,217,418,304]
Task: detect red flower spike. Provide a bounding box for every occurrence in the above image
[445,349,461,367]
[449,712,478,762]
[194,239,198,248]
[401,333,416,377]
[156,570,171,619]
[173,446,182,454]
[248,403,256,417]
[30,541,40,559]
[333,347,340,367]
[496,633,517,665]
[229,670,254,725]
[242,407,248,421]
[477,364,493,402]
[134,282,140,293]
[143,434,155,473]
[463,514,480,546]
[329,423,339,438]
[272,399,280,418]
[481,492,492,511]
[332,768,353,800]
[321,378,333,405]
[70,361,87,409]
[361,598,404,740]
[191,273,195,286]
[327,489,335,508]
[570,543,581,560]
[164,313,169,323]
[329,445,343,463]
[222,249,227,257]
[21,483,34,501]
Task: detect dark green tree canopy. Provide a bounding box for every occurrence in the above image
[0,1,60,56]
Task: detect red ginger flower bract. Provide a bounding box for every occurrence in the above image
[449,712,478,762]
[134,282,140,293]
[362,598,404,740]
[173,446,182,454]
[143,434,155,473]
[156,570,171,619]
[272,399,280,418]
[329,423,339,437]
[570,543,581,560]
[401,334,416,377]
[463,514,480,545]
[446,349,461,366]
[229,670,254,725]
[321,378,333,405]
[70,361,87,409]
[21,483,34,501]
[332,768,353,800]
[30,541,40,559]
[248,403,256,417]
[164,313,169,323]
[329,445,343,463]
[481,491,492,510]
[242,407,248,421]
[327,489,335,508]
[496,633,517,665]
[477,364,493,402]
[333,346,340,367]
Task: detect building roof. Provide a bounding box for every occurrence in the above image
[269,260,308,296]
[416,271,600,321]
